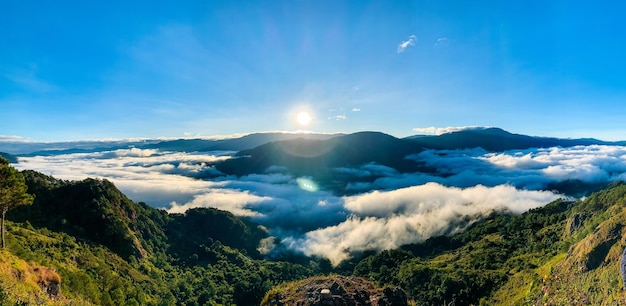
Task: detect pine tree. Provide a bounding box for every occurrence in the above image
[0,157,34,248]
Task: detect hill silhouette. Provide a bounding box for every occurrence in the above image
[140,132,339,152]
[215,132,430,193]
[218,132,422,174]
[405,127,626,151]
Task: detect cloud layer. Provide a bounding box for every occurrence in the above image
[289,183,558,265]
[412,126,493,135]
[15,144,626,264]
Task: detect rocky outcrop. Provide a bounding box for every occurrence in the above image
[564,213,588,237]
[261,275,408,306]
[34,266,61,298]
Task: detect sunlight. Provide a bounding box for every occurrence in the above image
[296,111,312,126]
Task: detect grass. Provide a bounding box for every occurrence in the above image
[0,248,71,305]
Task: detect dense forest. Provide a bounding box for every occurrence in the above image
[2,156,626,304]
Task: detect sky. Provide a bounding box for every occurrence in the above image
[2,1,626,142]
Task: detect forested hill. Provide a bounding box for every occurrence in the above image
[3,170,321,305]
[4,168,626,304]
[351,181,626,304]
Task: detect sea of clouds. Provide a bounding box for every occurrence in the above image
[14,144,626,265]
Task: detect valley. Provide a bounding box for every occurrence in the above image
[2,128,626,304]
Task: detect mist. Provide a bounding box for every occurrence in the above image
[14,144,626,264]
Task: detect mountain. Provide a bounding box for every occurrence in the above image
[405,127,626,151]
[215,132,430,192]
[140,132,340,152]
[218,132,422,174]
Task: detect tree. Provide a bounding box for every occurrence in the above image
[0,157,34,248]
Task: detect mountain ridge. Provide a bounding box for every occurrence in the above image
[4,127,624,157]
[405,127,626,151]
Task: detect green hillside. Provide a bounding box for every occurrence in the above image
[4,158,626,304]
[2,169,318,305]
[350,181,626,305]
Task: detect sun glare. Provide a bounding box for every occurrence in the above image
[296,111,312,126]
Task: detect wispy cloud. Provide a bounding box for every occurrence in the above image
[397,35,417,53]
[435,37,451,47]
[4,67,58,93]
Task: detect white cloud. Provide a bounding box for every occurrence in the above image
[0,135,33,143]
[397,35,417,53]
[435,37,451,47]
[290,183,560,265]
[167,189,271,216]
[14,149,232,207]
[412,126,493,135]
[481,145,626,183]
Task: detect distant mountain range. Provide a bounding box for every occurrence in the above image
[216,128,621,168]
[214,132,433,192]
[140,132,339,153]
[138,127,626,155]
[199,128,624,195]
[3,127,623,157]
[1,133,339,156]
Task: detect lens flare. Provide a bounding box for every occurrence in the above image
[296,177,318,192]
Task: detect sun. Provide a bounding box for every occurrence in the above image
[296,111,312,126]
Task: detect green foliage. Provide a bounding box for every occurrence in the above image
[167,207,267,265]
[0,157,34,248]
[6,167,626,305]
[353,198,579,304]
[348,183,626,304]
[3,169,317,305]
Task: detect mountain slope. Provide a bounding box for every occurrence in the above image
[9,171,269,262]
[4,170,318,305]
[349,181,626,304]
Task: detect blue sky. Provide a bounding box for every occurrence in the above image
[2,1,626,141]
